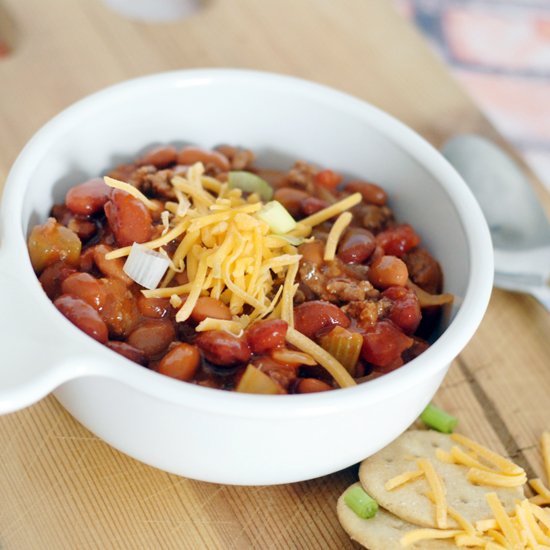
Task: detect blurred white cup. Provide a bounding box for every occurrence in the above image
[102,0,201,22]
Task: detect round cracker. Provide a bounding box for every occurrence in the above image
[337,483,457,549]
[358,430,524,529]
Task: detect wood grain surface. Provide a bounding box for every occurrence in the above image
[0,0,549,548]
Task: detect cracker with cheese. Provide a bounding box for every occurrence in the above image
[337,483,457,550]
[358,430,524,529]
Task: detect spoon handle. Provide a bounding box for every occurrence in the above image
[494,272,550,314]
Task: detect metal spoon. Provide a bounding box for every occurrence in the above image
[442,134,550,312]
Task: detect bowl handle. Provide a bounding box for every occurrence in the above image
[0,265,88,414]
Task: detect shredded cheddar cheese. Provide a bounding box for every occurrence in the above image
[485,492,524,550]
[467,468,527,488]
[324,211,352,261]
[400,528,461,547]
[103,162,365,388]
[384,469,424,491]
[104,176,160,210]
[377,430,550,550]
[417,458,448,529]
[451,434,524,476]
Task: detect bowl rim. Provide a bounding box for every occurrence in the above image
[0,68,494,417]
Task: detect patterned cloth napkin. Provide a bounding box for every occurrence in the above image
[397,0,550,192]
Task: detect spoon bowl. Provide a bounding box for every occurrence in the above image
[443,134,550,311]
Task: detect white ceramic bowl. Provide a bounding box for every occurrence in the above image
[0,69,493,485]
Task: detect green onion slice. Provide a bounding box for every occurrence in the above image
[344,485,378,519]
[228,171,273,202]
[420,403,458,434]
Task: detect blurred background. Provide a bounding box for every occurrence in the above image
[1,0,549,191]
[397,0,550,192]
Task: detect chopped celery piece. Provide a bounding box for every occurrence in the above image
[236,364,280,394]
[257,201,297,234]
[344,485,378,519]
[319,326,362,377]
[420,403,458,433]
[228,171,273,202]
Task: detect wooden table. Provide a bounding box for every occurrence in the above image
[1,1,549,548]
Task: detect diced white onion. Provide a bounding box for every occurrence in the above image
[123,243,170,289]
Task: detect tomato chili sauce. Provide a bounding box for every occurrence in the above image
[27,144,453,394]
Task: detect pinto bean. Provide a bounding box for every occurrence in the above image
[104,189,153,247]
[368,255,408,289]
[138,145,177,168]
[246,319,288,354]
[301,197,329,216]
[177,146,230,172]
[295,378,333,393]
[54,294,108,343]
[273,187,309,218]
[107,341,146,365]
[382,286,421,334]
[137,295,172,319]
[92,244,133,285]
[66,178,111,215]
[195,331,251,366]
[343,181,387,206]
[99,278,140,337]
[157,343,200,381]
[127,319,176,358]
[298,240,324,265]
[61,272,108,311]
[293,301,350,339]
[190,297,232,323]
[39,262,77,300]
[337,228,376,264]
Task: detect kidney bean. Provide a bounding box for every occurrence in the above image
[293,301,350,339]
[157,343,200,381]
[337,228,376,264]
[138,145,177,168]
[361,320,413,368]
[54,294,108,343]
[298,240,324,265]
[246,319,288,354]
[99,278,140,337]
[107,340,146,365]
[127,319,176,358]
[92,244,133,285]
[137,295,172,319]
[301,197,329,216]
[273,187,309,218]
[376,224,420,257]
[368,255,408,289]
[195,331,251,366]
[39,262,77,300]
[28,218,81,273]
[66,178,111,215]
[382,286,421,334]
[61,272,108,311]
[314,169,342,190]
[295,378,333,393]
[190,297,232,323]
[104,189,153,247]
[177,146,230,172]
[343,181,387,206]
